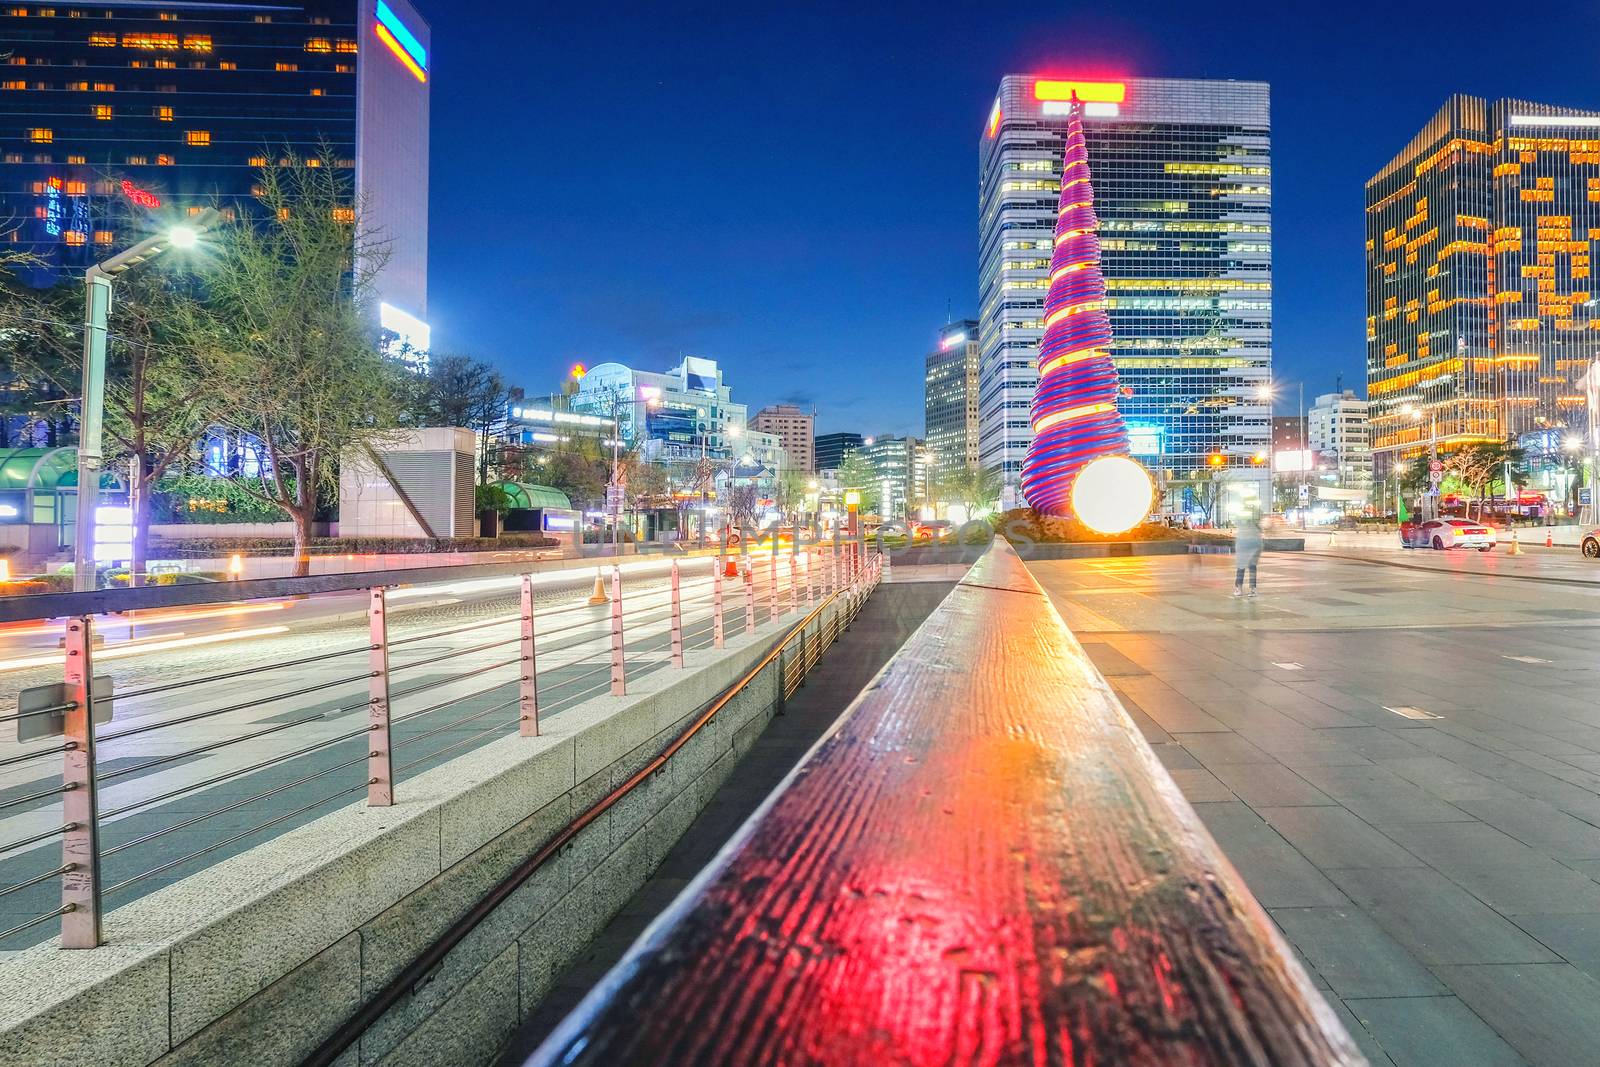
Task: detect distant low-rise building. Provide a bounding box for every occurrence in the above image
[851,435,928,522]
[1309,390,1371,487]
[752,404,814,472]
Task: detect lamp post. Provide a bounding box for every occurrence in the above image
[74,209,221,591]
[1400,402,1437,520]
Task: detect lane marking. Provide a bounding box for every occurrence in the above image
[1272,662,1304,671]
[1502,654,1551,664]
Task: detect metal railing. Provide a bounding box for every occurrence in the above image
[302,547,884,1067]
[0,537,880,951]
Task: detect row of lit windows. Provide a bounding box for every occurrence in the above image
[7,6,334,20]
[6,58,353,73]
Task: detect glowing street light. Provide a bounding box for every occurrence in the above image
[75,209,223,590]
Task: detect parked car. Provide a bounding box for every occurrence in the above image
[1581,531,1600,559]
[1400,518,1496,551]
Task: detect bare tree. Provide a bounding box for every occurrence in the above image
[193,150,411,574]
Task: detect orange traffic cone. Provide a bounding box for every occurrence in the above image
[587,568,610,605]
[1546,529,1553,548]
[1507,532,1524,556]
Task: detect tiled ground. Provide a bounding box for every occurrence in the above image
[1029,549,1600,1067]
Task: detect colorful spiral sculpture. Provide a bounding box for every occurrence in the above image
[1020,98,1137,518]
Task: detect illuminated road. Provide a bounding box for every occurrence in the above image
[1029,549,1600,1067]
[0,552,818,951]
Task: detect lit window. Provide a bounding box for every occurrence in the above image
[157,10,175,19]
[332,206,354,223]
[188,60,204,68]
[36,6,52,12]
[253,13,270,22]
[6,7,27,15]
[92,80,111,90]
[87,31,113,45]
[92,103,110,119]
[186,205,203,216]
[184,129,209,146]
[305,157,320,167]
[334,39,356,53]
[276,207,289,220]
[153,104,171,120]
[334,63,352,73]
[64,230,85,245]
[63,179,84,193]
[154,58,175,69]
[66,79,86,89]
[122,31,179,49]
[27,127,51,143]
[309,87,324,96]
[128,60,144,68]
[65,153,83,163]
[3,154,21,163]
[304,37,331,53]
[0,80,23,89]
[94,230,112,244]
[218,60,236,70]
[156,153,172,165]
[182,33,210,51]
[125,154,146,165]
[274,61,297,71]
[247,154,267,166]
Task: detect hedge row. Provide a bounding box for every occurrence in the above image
[148,534,558,558]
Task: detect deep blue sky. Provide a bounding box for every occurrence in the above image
[425,1,1600,436]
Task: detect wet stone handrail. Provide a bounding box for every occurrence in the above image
[524,539,1363,1066]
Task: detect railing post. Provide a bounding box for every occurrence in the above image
[830,537,839,597]
[60,615,101,949]
[806,549,814,605]
[744,560,756,636]
[367,588,394,807]
[786,557,796,617]
[768,546,778,620]
[610,565,626,696]
[713,559,725,649]
[519,574,539,736]
[670,560,684,668]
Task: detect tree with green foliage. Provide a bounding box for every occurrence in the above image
[931,464,1003,517]
[835,449,881,515]
[192,151,413,575]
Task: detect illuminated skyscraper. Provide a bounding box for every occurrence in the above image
[923,318,980,474]
[1367,96,1600,473]
[979,75,1272,512]
[0,0,429,328]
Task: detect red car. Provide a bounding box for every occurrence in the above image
[1401,518,1496,551]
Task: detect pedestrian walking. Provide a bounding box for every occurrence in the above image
[1233,513,1263,598]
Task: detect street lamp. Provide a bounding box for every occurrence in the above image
[75,208,222,591]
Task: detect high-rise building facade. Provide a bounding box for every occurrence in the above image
[1309,389,1371,487]
[751,403,814,472]
[924,318,979,475]
[979,76,1272,512]
[813,431,862,473]
[0,0,429,326]
[1367,96,1600,471]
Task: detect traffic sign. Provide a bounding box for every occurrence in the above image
[1582,488,1593,506]
[1428,459,1443,475]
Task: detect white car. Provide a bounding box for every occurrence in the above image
[1400,518,1497,551]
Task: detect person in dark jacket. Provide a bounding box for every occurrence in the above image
[1233,514,1263,597]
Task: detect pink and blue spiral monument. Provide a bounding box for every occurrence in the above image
[1020,98,1151,530]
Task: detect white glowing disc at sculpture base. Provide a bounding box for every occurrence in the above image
[1071,455,1154,534]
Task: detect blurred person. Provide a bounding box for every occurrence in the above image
[1233,513,1263,597]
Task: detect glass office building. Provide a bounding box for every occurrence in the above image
[0,0,429,323]
[1367,96,1600,472]
[924,318,980,475]
[978,75,1272,512]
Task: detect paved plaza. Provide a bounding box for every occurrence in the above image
[1029,548,1600,1067]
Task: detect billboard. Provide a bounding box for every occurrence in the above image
[681,356,718,394]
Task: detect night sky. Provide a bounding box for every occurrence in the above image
[425,1,1600,436]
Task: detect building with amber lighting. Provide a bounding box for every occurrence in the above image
[0,0,429,329]
[978,75,1273,513]
[1367,96,1600,475]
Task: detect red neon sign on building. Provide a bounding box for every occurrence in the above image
[120,179,162,209]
